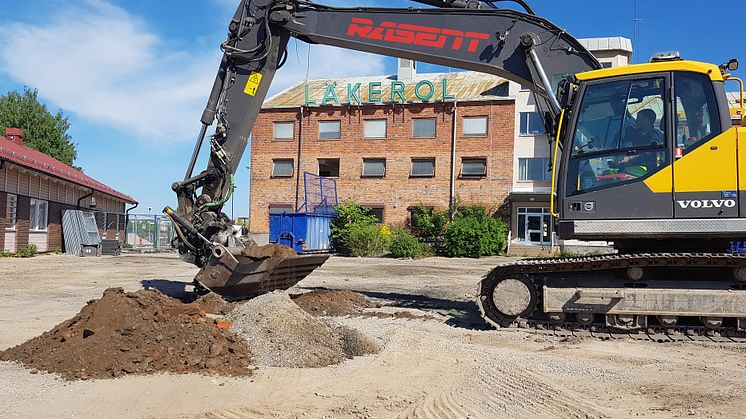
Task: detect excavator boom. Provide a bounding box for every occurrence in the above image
[165,0,599,299]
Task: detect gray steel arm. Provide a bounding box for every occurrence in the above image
[170,0,600,267]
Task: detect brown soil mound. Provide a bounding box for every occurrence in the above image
[0,288,252,380]
[241,243,296,259]
[292,290,379,317]
[194,292,235,315]
[228,291,379,368]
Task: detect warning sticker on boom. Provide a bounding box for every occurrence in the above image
[244,72,263,96]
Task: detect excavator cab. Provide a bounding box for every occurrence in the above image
[556,59,743,249]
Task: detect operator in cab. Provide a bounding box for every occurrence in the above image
[626,109,663,148]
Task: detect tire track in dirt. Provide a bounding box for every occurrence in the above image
[401,351,605,418]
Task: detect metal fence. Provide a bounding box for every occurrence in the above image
[298,172,338,214]
[125,214,175,250]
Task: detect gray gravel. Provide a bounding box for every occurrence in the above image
[227,291,379,368]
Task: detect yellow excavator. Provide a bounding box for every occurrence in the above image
[164,0,746,340]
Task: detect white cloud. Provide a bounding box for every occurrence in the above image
[0,0,389,144]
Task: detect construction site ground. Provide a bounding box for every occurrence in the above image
[1,253,745,418]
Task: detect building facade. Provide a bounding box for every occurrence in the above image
[249,66,515,239]
[0,128,137,252]
[249,37,634,247]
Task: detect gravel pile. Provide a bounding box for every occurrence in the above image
[228,291,379,368]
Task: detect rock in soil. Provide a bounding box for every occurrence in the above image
[292,290,379,317]
[0,288,252,380]
[228,291,379,368]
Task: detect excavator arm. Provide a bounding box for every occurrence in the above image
[165,0,600,298]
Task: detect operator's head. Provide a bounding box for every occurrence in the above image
[637,109,657,132]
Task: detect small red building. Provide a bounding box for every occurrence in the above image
[0,128,137,253]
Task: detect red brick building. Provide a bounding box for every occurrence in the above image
[249,62,515,239]
[0,128,137,253]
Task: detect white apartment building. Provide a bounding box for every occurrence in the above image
[509,37,634,250]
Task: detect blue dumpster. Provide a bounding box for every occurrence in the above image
[269,212,335,253]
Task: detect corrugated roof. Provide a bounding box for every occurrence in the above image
[263,71,511,108]
[0,136,137,204]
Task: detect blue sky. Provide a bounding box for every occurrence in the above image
[0,0,742,218]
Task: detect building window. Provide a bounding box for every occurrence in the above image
[319,120,341,140]
[463,116,487,136]
[273,122,294,141]
[362,158,386,177]
[271,159,294,177]
[269,204,294,215]
[412,118,436,138]
[318,158,340,177]
[518,158,550,181]
[30,198,48,231]
[600,62,613,69]
[364,119,387,139]
[410,158,435,177]
[6,194,17,230]
[461,158,487,177]
[519,112,546,135]
[368,206,384,223]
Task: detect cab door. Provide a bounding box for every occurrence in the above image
[667,72,738,218]
[562,74,674,220]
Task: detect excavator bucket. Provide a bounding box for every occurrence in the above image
[193,245,329,300]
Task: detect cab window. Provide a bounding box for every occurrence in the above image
[674,72,721,153]
[567,77,668,195]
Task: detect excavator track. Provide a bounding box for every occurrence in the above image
[477,253,746,343]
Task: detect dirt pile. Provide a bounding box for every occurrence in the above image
[194,292,235,315]
[228,291,379,368]
[292,290,379,316]
[241,243,296,259]
[0,288,251,380]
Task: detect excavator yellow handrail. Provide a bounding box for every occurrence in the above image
[550,108,565,218]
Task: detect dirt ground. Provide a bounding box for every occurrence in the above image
[1,253,746,418]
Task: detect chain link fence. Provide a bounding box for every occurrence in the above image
[125,214,175,250]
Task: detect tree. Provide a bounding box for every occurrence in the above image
[0,87,79,167]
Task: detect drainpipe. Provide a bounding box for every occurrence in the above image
[294,106,304,212]
[449,101,458,214]
[76,188,94,210]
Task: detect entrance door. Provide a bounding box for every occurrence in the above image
[670,71,737,218]
[518,208,552,245]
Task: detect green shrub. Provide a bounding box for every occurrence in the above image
[15,244,37,258]
[444,206,507,258]
[122,243,134,249]
[343,224,391,257]
[410,204,449,240]
[389,228,426,259]
[331,201,378,244]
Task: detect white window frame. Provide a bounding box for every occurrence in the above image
[462,116,488,136]
[29,198,48,232]
[362,158,386,177]
[518,158,551,182]
[412,118,436,138]
[318,120,341,140]
[364,119,387,139]
[269,204,294,215]
[461,158,487,177]
[273,122,295,141]
[271,159,295,178]
[519,112,546,136]
[410,158,436,177]
[6,194,17,230]
[317,158,340,178]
